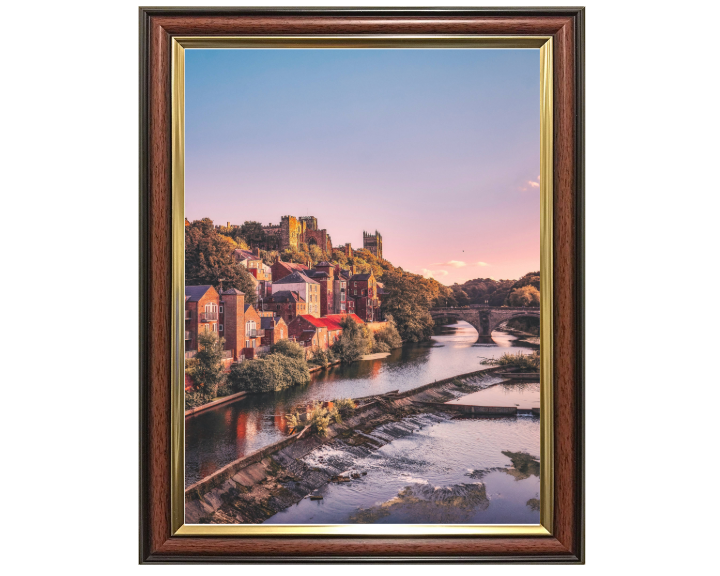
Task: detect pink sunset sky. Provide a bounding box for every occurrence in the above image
[185,49,540,284]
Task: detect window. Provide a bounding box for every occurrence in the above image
[354,289,357,295]
[219,306,223,313]
[219,324,223,331]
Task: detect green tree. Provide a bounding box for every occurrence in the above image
[373,315,403,351]
[454,288,470,307]
[185,218,257,306]
[380,270,435,342]
[185,330,226,402]
[239,221,267,247]
[332,316,374,363]
[270,338,306,361]
[228,352,310,393]
[507,285,540,307]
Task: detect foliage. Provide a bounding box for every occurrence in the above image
[449,271,540,307]
[308,347,337,368]
[332,316,374,363]
[269,338,306,361]
[185,330,226,401]
[373,315,403,352]
[185,218,258,306]
[238,221,267,247]
[506,316,540,335]
[507,285,540,307]
[286,401,338,436]
[334,398,356,414]
[228,352,310,393]
[380,269,435,342]
[184,391,206,410]
[481,350,540,372]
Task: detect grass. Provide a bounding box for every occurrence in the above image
[480,350,540,372]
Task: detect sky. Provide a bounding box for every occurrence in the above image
[185,49,540,284]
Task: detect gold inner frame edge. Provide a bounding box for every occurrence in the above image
[171,35,554,537]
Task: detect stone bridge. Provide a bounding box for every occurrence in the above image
[429,306,540,343]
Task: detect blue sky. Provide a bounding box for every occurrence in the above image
[185,48,540,283]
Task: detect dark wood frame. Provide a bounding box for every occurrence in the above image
[139,6,584,564]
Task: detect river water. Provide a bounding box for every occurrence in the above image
[185,322,537,487]
[264,412,540,525]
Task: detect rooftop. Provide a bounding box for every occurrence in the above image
[185,285,214,302]
[273,271,319,285]
[267,290,306,304]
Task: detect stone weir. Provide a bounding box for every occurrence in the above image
[184,367,507,525]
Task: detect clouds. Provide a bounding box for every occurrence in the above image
[420,268,449,279]
[431,260,467,268]
[475,262,490,267]
[520,175,541,191]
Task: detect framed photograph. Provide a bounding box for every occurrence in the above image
[140,7,584,563]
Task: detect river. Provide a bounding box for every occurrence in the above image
[185,321,537,487]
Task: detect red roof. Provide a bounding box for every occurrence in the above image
[296,313,363,331]
[276,260,309,273]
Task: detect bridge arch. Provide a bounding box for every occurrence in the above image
[428,307,540,344]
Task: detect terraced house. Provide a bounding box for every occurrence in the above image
[270,271,321,317]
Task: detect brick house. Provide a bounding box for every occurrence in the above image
[260,315,289,347]
[288,315,330,357]
[264,290,307,324]
[306,261,336,317]
[348,270,382,322]
[242,304,264,359]
[218,288,245,361]
[319,314,363,347]
[185,285,220,356]
[270,257,309,282]
[271,271,321,317]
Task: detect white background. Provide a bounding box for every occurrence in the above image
[1,0,718,573]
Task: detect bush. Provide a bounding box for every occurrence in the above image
[185,330,226,402]
[270,338,306,361]
[334,398,356,414]
[507,285,540,307]
[481,350,540,372]
[184,391,205,410]
[332,316,374,363]
[308,347,336,368]
[286,401,338,436]
[372,340,391,353]
[229,352,310,393]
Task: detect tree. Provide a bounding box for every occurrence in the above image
[228,352,310,393]
[454,289,470,307]
[507,285,540,307]
[185,218,257,306]
[373,315,403,351]
[270,338,305,361]
[239,221,266,247]
[380,270,435,342]
[185,330,226,401]
[332,316,374,363]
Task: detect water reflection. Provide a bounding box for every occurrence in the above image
[185,322,536,486]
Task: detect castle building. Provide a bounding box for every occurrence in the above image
[363,230,383,260]
[261,215,333,252]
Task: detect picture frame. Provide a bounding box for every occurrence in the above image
[140,6,584,563]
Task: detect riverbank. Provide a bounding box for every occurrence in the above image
[184,390,247,417]
[185,365,508,524]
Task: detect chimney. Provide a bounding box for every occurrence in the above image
[253,246,260,257]
[227,221,230,228]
